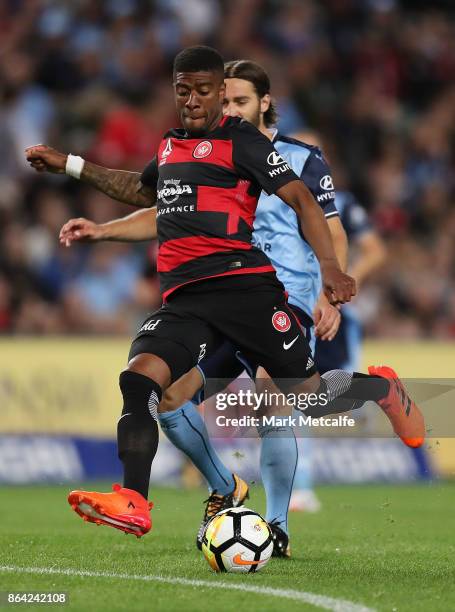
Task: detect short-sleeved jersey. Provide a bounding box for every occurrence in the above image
[252,133,338,319]
[140,116,299,300]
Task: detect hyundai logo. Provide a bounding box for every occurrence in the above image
[319,175,334,190]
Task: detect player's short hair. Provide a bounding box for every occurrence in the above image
[173,46,224,80]
[224,60,278,127]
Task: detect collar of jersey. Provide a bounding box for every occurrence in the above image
[270,128,279,142]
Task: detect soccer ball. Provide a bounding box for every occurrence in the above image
[201,507,273,573]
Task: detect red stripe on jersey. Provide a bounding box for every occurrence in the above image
[157,236,252,272]
[227,213,239,234]
[234,179,257,228]
[197,181,256,234]
[158,137,234,169]
[162,265,276,301]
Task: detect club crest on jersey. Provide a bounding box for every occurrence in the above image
[159,138,173,165]
[272,311,291,333]
[193,141,212,159]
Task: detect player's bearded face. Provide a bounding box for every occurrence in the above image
[174,71,225,135]
[223,78,262,128]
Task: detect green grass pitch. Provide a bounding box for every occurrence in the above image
[0,482,454,611]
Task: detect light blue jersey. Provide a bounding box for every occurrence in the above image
[252,131,338,323]
[315,190,373,372]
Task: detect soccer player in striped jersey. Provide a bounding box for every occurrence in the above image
[58,60,348,556]
[29,47,423,547]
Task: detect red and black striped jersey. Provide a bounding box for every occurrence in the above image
[140,116,299,300]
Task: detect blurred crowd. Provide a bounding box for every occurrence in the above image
[0,0,454,338]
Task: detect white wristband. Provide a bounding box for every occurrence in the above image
[65,154,85,179]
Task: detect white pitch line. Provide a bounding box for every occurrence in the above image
[0,565,374,612]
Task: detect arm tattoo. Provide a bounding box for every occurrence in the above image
[81,162,155,207]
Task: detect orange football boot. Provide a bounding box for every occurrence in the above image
[68,484,153,537]
[368,365,425,448]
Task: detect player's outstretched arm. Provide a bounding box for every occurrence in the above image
[59,208,157,247]
[276,179,356,304]
[327,216,348,272]
[306,219,346,340]
[25,145,155,208]
[350,230,386,289]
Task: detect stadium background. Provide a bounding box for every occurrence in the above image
[1,0,454,485]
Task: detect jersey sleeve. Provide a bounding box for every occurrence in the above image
[231,121,299,195]
[140,156,159,189]
[340,194,372,240]
[300,148,338,218]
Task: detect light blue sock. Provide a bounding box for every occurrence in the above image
[292,436,314,491]
[158,401,234,495]
[259,424,297,535]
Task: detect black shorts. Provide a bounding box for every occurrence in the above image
[190,303,315,402]
[130,273,317,385]
[196,303,314,380]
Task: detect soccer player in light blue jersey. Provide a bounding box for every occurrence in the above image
[222,62,349,521]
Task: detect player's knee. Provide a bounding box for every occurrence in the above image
[158,367,204,413]
[127,353,172,388]
[294,377,328,418]
[284,372,320,397]
[159,387,182,413]
[119,370,162,421]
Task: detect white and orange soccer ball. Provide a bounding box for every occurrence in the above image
[201,507,274,573]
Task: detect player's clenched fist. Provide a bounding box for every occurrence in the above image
[321,262,356,305]
[25,144,67,174]
[59,218,104,247]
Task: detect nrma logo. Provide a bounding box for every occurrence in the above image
[157,179,192,204]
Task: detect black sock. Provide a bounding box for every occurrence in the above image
[117,371,162,499]
[305,371,390,418]
[349,372,390,401]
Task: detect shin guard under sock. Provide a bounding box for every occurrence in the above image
[117,371,161,499]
